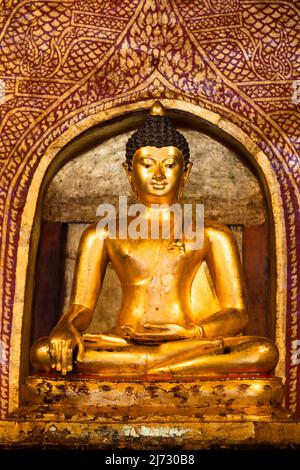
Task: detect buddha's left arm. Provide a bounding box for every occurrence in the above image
[201,224,248,338]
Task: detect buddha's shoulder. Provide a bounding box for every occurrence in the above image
[79,220,109,243]
[204,220,234,241]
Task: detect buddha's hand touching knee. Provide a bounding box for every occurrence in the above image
[122,323,205,343]
[49,320,84,375]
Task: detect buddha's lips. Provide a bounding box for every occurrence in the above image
[152,182,167,189]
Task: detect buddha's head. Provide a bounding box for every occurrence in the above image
[123,102,192,206]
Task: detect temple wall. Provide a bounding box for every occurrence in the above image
[0,0,299,420]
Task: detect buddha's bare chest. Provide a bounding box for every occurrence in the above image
[105,238,203,284]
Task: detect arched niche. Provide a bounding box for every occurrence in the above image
[10,100,286,413]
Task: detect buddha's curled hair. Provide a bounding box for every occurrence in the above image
[125,115,190,169]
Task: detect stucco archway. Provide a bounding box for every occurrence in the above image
[8,99,287,413]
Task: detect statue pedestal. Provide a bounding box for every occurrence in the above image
[21,373,291,422]
[0,374,294,449]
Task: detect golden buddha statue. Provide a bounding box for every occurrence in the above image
[30,102,279,380]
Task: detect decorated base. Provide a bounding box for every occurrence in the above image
[1,419,300,450]
[0,374,294,449]
[20,373,292,423]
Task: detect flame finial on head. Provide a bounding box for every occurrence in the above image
[149,101,166,116]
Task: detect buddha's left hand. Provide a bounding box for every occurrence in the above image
[122,323,204,343]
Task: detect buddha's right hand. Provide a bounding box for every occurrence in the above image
[49,320,84,375]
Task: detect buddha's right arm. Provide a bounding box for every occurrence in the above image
[56,223,108,332]
[48,225,124,374]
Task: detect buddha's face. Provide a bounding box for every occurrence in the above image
[124,146,192,206]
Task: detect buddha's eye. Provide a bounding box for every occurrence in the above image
[165,161,176,169]
[141,158,154,169]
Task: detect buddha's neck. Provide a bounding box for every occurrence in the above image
[138,201,183,220]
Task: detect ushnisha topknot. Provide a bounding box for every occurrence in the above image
[125,101,190,169]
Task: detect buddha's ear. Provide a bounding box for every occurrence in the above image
[183,162,193,184]
[122,162,132,183]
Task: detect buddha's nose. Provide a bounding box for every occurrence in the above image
[153,162,166,180]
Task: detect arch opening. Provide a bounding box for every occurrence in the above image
[9,101,286,412]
